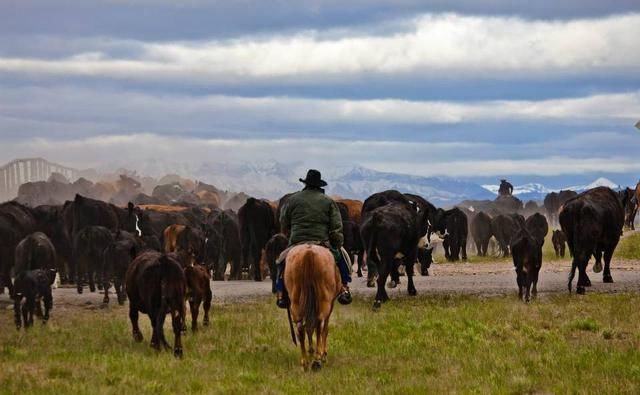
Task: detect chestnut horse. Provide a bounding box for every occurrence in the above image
[284,244,341,371]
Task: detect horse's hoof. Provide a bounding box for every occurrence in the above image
[321,352,327,363]
[203,320,209,327]
[576,286,586,295]
[603,275,614,283]
[311,360,322,372]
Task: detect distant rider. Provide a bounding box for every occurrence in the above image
[275,169,352,308]
[498,179,514,197]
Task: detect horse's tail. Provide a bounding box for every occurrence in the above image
[299,247,318,329]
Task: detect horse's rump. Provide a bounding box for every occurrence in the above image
[285,244,340,326]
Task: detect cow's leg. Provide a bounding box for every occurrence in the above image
[75,258,84,294]
[231,250,243,280]
[475,241,482,257]
[190,297,200,332]
[172,309,183,358]
[88,265,96,293]
[203,287,212,326]
[531,269,540,299]
[461,237,468,260]
[387,260,400,289]
[253,248,262,282]
[42,286,52,322]
[374,256,391,309]
[603,248,615,283]
[355,253,363,278]
[297,322,308,371]
[129,306,143,342]
[406,263,417,296]
[24,295,34,328]
[115,278,126,305]
[14,295,22,329]
[516,270,525,300]
[576,260,589,295]
[567,259,577,293]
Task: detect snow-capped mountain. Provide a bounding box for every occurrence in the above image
[482,177,622,201]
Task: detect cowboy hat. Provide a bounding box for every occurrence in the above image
[299,169,328,187]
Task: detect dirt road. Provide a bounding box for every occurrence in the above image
[2,258,640,309]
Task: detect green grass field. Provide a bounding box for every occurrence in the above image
[2,293,640,394]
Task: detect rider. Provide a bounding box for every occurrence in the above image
[275,169,352,308]
[498,178,514,197]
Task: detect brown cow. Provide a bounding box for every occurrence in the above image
[184,264,212,332]
[164,224,186,253]
[336,199,363,224]
[196,191,221,208]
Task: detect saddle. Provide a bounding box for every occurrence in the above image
[276,241,352,273]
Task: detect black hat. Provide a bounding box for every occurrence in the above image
[299,169,327,187]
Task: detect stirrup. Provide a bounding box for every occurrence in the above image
[276,293,290,309]
[337,287,352,305]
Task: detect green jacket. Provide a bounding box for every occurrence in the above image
[280,188,344,248]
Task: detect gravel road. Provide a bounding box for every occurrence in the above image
[2,258,639,309]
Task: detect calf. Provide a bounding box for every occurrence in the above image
[13,269,55,329]
[126,251,186,358]
[418,246,434,276]
[551,230,567,258]
[184,264,212,332]
[560,187,624,294]
[433,208,468,261]
[511,228,542,302]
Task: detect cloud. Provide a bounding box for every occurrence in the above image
[0,13,638,84]
[1,133,638,180]
[0,85,637,140]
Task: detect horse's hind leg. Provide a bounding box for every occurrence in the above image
[321,316,330,363]
[311,322,323,371]
[296,322,308,371]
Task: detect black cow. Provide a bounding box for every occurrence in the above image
[360,203,427,309]
[203,210,243,280]
[544,190,578,226]
[510,227,542,302]
[470,211,492,256]
[238,198,277,281]
[275,193,293,234]
[560,187,624,295]
[14,232,57,279]
[31,204,74,283]
[525,213,549,246]
[552,230,567,258]
[342,219,364,277]
[13,269,54,329]
[0,202,37,295]
[418,246,434,276]
[432,208,468,261]
[176,226,206,265]
[74,226,114,294]
[491,214,517,257]
[263,233,289,293]
[125,251,186,358]
[102,231,139,305]
[361,191,429,288]
[618,187,637,230]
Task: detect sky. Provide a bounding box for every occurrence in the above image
[1,0,639,188]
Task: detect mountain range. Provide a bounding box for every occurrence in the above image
[100,160,622,206]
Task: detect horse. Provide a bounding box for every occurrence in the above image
[284,244,342,371]
[125,251,186,358]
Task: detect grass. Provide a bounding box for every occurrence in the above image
[614,231,640,260]
[2,293,640,394]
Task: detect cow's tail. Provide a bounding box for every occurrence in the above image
[298,247,318,330]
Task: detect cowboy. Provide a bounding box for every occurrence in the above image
[275,169,352,308]
[498,179,514,197]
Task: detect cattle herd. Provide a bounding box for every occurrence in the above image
[1,178,639,357]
